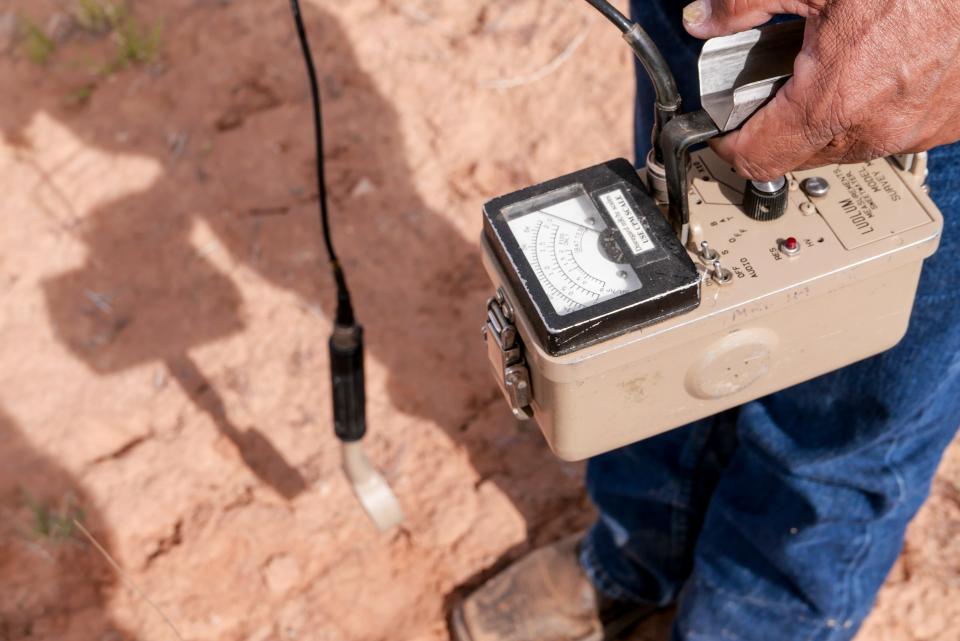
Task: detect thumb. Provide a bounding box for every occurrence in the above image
[683,0,819,39]
[710,74,829,180]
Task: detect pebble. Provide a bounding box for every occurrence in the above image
[0,13,17,54]
[263,554,302,594]
[350,177,376,198]
[45,13,76,44]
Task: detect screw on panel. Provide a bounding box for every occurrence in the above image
[801,176,830,198]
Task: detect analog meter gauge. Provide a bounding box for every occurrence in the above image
[483,159,701,355]
[505,186,645,315]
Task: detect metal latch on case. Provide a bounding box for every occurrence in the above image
[482,288,533,420]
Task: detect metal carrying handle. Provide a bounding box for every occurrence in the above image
[661,110,721,245]
[698,21,804,133]
[660,21,805,244]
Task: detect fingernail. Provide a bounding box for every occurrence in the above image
[683,0,710,25]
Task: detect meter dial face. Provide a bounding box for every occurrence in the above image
[504,186,642,316]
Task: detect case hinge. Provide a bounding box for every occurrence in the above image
[482,288,533,420]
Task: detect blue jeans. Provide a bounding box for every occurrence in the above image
[580,3,960,640]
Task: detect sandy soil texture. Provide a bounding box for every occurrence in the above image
[0,2,957,640]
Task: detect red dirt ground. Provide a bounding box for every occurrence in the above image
[1,2,957,640]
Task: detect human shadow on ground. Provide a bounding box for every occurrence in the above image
[166,353,308,499]
[0,406,134,640]
[3,0,587,551]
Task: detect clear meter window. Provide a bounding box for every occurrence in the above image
[502,185,643,316]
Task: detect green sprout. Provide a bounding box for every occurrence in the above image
[21,18,56,65]
[107,13,162,71]
[22,490,85,542]
[65,82,98,107]
[74,0,128,34]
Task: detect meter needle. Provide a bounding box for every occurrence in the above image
[536,209,600,232]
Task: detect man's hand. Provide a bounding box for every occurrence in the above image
[681,0,960,180]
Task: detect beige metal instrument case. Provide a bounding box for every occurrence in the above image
[481,151,942,460]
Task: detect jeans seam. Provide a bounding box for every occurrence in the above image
[684,628,746,641]
[690,575,871,640]
[820,441,907,641]
[690,576,821,623]
[671,463,694,585]
[579,533,652,604]
[673,421,721,581]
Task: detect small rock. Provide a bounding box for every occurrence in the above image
[0,13,17,54]
[153,368,168,391]
[350,177,376,198]
[167,131,188,159]
[263,554,302,594]
[45,13,76,44]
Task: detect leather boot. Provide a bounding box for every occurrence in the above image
[450,535,658,641]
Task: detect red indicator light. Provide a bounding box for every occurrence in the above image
[784,237,799,251]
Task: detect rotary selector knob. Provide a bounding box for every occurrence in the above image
[742,177,788,221]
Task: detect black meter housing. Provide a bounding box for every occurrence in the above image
[483,158,701,355]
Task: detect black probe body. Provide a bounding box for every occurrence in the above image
[329,324,366,442]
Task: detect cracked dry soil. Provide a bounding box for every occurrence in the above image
[0,2,957,640]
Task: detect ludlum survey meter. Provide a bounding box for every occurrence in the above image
[481,13,944,460]
[484,161,700,356]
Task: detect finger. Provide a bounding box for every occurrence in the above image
[796,135,876,169]
[711,75,832,180]
[683,0,821,39]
